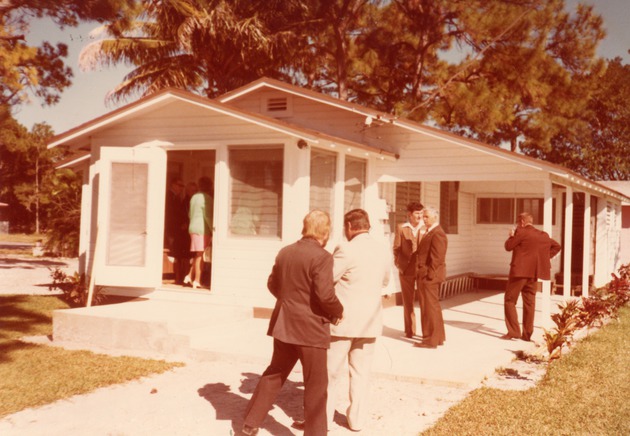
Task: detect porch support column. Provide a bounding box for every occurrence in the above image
[582,192,591,298]
[541,180,553,328]
[333,153,346,243]
[563,186,574,298]
[78,165,91,276]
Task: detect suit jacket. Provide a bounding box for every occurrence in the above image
[330,233,391,338]
[393,224,422,275]
[505,225,561,280]
[417,225,448,283]
[267,237,344,349]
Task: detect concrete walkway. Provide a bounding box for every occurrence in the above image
[0,254,564,435]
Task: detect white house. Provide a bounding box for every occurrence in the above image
[49,77,629,315]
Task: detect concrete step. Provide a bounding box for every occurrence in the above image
[53,298,254,360]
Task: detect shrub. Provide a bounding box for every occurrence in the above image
[48,268,107,307]
[543,263,629,361]
[543,299,581,361]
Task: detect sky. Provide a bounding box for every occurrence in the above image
[14,0,630,135]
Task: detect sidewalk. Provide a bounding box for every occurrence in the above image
[0,254,559,435]
[0,254,77,295]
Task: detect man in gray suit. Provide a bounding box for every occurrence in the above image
[414,206,447,349]
[326,209,391,432]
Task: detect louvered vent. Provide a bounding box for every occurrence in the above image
[267,97,288,112]
[262,95,293,117]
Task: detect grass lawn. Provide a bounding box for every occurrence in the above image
[0,295,184,418]
[0,233,44,243]
[423,305,630,436]
[0,233,43,255]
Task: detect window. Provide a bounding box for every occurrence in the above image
[440,181,459,234]
[108,162,148,266]
[477,197,555,225]
[344,156,366,211]
[517,198,544,224]
[229,147,283,237]
[310,149,336,216]
[477,198,514,224]
[394,182,422,225]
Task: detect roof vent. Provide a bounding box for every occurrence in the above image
[267,97,288,112]
[262,95,293,117]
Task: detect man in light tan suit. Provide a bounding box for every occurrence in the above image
[326,209,391,432]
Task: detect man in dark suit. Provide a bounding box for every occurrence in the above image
[393,201,425,338]
[414,207,447,349]
[503,212,562,341]
[242,210,344,436]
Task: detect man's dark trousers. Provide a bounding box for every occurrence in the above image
[243,338,328,435]
[504,277,537,340]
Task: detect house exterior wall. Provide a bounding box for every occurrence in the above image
[221,86,576,280]
[79,101,393,301]
[69,84,626,303]
[80,105,301,299]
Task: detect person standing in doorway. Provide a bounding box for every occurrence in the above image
[393,201,425,338]
[502,212,561,341]
[326,209,390,432]
[184,176,213,289]
[242,210,343,436]
[164,178,188,284]
[414,207,447,349]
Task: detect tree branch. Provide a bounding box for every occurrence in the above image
[408,8,531,115]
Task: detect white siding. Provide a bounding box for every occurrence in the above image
[445,191,474,276]
[211,240,283,306]
[376,145,547,182]
[609,203,623,273]
[423,181,439,206]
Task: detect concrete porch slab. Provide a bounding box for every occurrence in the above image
[52,289,565,388]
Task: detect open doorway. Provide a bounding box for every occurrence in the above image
[163,149,216,290]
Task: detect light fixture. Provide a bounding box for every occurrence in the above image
[297,139,308,149]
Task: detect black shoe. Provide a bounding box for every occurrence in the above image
[242,424,259,435]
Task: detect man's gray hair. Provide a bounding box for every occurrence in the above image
[302,210,331,239]
[423,206,439,218]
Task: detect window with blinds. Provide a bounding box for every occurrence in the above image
[107,162,148,266]
[310,149,336,216]
[394,182,422,225]
[477,197,556,225]
[229,147,283,237]
[344,156,366,212]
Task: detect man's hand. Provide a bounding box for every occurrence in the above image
[331,316,342,326]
